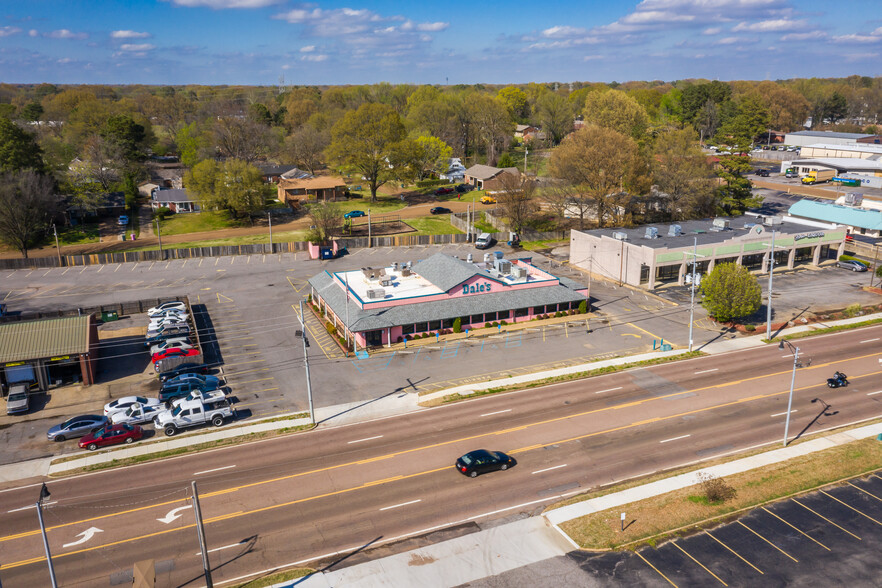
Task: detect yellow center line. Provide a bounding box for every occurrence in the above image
[820,490,882,526]
[847,481,882,502]
[635,551,678,588]
[761,507,830,551]
[793,498,861,540]
[704,531,763,574]
[673,541,728,586]
[737,521,798,562]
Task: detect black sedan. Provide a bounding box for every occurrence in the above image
[157,362,209,383]
[430,207,452,215]
[455,449,515,478]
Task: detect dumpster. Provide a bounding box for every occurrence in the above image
[101,310,119,322]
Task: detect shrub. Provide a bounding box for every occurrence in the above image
[453,318,462,333]
[485,322,492,328]
[422,333,430,338]
[555,311,563,318]
[845,303,862,317]
[696,472,737,504]
[500,320,507,325]
[405,335,412,341]
[744,324,756,332]
[492,321,499,327]
[578,300,587,314]
[396,336,402,343]
[152,206,173,221]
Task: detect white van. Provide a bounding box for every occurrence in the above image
[475,233,494,250]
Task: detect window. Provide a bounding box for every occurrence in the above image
[484,312,497,322]
[470,314,483,324]
[402,324,415,335]
[533,306,545,315]
[498,309,511,320]
[442,318,453,329]
[515,307,528,317]
[655,264,679,281]
[429,320,441,331]
[415,322,428,333]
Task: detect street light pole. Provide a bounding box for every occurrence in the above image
[765,230,776,341]
[191,481,213,588]
[781,341,800,446]
[52,223,62,266]
[268,210,273,253]
[36,483,58,588]
[298,300,315,424]
[688,237,697,352]
[156,216,164,258]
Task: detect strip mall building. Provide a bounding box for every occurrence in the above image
[308,253,588,348]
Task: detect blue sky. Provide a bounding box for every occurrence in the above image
[0,0,880,85]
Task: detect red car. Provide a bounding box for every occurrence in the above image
[152,347,200,364]
[79,423,143,451]
[434,187,454,195]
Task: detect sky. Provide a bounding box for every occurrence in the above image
[0,0,880,86]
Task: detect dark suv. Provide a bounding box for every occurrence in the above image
[755,169,770,177]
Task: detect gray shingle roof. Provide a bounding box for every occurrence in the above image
[308,271,586,332]
[411,253,484,292]
[463,164,519,181]
[153,189,196,203]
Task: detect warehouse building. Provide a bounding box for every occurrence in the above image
[308,252,588,349]
[0,315,99,393]
[569,215,846,290]
[784,131,881,147]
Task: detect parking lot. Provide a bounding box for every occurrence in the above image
[570,473,882,586]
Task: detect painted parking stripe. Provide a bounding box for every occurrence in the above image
[194,465,236,476]
[348,436,383,444]
[847,481,882,502]
[694,368,718,375]
[480,409,512,417]
[704,531,763,574]
[867,391,882,396]
[860,338,880,344]
[635,551,678,588]
[532,464,567,475]
[737,521,798,562]
[595,387,623,394]
[770,410,797,417]
[660,434,690,444]
[761,507,830,551]
[672,542,727,586]
[793,498,861,540]
[820,490,882,526]
[379,499,421,511]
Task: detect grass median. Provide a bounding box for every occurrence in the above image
[555,435,882,551]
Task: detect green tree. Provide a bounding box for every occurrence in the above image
[582,90,649,140]
[411,135,453,180]
[466,93,513,165]
[680,81,732,124]
[714,152,761,215]
[700,262,761,323]
[305,200,343,243]
[535,91,573,145]
[0,170,58,258]
[248,103,273,126]
[497,86,530,121]
[659,88,683,123]
[0,116,44,173]
[326,103,407,202]
[20,102,43,122]
[717,94,770,144]
[176,122,210,169]
[185,159,271,218]
[652,128,718,219]
[101,114,147,163]
[497,152,516,168]
[283,125,330,174]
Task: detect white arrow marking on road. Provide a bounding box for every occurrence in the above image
[157,505,192,524]
[63,527,103,548]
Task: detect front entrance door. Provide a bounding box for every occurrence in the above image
[365,330,383,347]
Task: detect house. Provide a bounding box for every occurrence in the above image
[151,188,200,213]
[439,158,466,182]
[514,125,538,139]
[276,175,348,208]
[147,161,185,190]
[256,163,301,184]
[138,182,160,199]
[462,164,520,191]
[523,129,547,143]
[65,191,126,221]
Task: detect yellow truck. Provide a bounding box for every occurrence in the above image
[480,195,497,204]
[801,169,835,185]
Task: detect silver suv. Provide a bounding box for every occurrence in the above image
[6,384,30,415]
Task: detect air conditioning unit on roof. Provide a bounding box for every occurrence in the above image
[667,224,682,236]
[365,288,385,299]
[644,227,659,239]
[613,231,628,241]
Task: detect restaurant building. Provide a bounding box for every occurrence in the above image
[308,252,588,349]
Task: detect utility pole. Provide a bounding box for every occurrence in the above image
[52,223,62,266]
[344,271,350,348]
[268,210,273,253]
[688,237,698,352]
[368,209,371,247]
[523,148,528,174]
[765,230,776,341]
[191,482,213,588]
[870,245,879,289]
[298,300,315,424]
[36,483,58,588]
[156,217,164,259]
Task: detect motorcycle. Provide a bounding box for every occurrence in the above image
[827,371,848,388]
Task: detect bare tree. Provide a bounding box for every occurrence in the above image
[212,116,276,163]
[496,173,539,234]
[466,93,513,166]
[0,171,59,258]
[283,126,330,174]
[306,200,343,243]
[543,181,595,230]
[652,128,718,220]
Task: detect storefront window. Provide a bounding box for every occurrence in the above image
[442,318,454,329]
[655,264,679,281]
[515,307,528,317]
[484,312,497,322]
[742,253,764,269]
[533,306,545,315]
[470,314,483,324]
[429,320,441,331]
[415,322,428,333]
[498,310,511,320]
[402,324,415,335]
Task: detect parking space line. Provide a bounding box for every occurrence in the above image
[635,551,678,588]
[223,359,266,367]
[847,481,882,502]
[672,542,727,586]
[761,507,830,551]
[704,531,763,574]
[737,521,798,562]
[820,490,882,526]
[792,499,861,540]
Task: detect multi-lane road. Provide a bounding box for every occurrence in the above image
[1,325,880,586]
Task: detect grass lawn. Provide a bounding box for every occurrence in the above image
[233,568,313,587]
[472,212,495,233]
[154,210,241,236]
[405,217,464,235]
[56,224,100,246]
[438,189,487,204]
[556,435,882,550]
[521,238,568,251]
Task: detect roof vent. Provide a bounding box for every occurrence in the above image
[365,288,385,299]
[667,224,682,237]
[512,266,527,279]
[844,192,863,206]
[613,231,628,241]
[644,227,659,239]
[361,267,386,281]
[712,218,731,230]
[762,215,783,226]
[391,261,399,271]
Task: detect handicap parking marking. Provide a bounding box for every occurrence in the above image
[671,542,728,586]
[504,333,523,348]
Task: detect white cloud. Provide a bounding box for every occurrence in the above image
[57,57,73,64]
[528,37,600,50]
[843,52,879,61]
[781,31,825,41]
[702,27,721,35]
[831,33,882,44]
[299,45,315,52]
[542,25,587,38]
[301,54,327,62]
[111,30,151,39]
[120,43,156,51]
[167,0,285,8]
[46,29,89,40]
[0,26,22,37]
[620,10,694,25]
[416,22,448,32]
[733,19,806,32]
[28,29,38,37]
[716,36,741,44]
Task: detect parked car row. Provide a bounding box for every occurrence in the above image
[144,301,202,372]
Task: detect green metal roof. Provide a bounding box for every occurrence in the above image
[0,316,91,364]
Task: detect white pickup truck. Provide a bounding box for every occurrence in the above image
[153,397,235,436]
